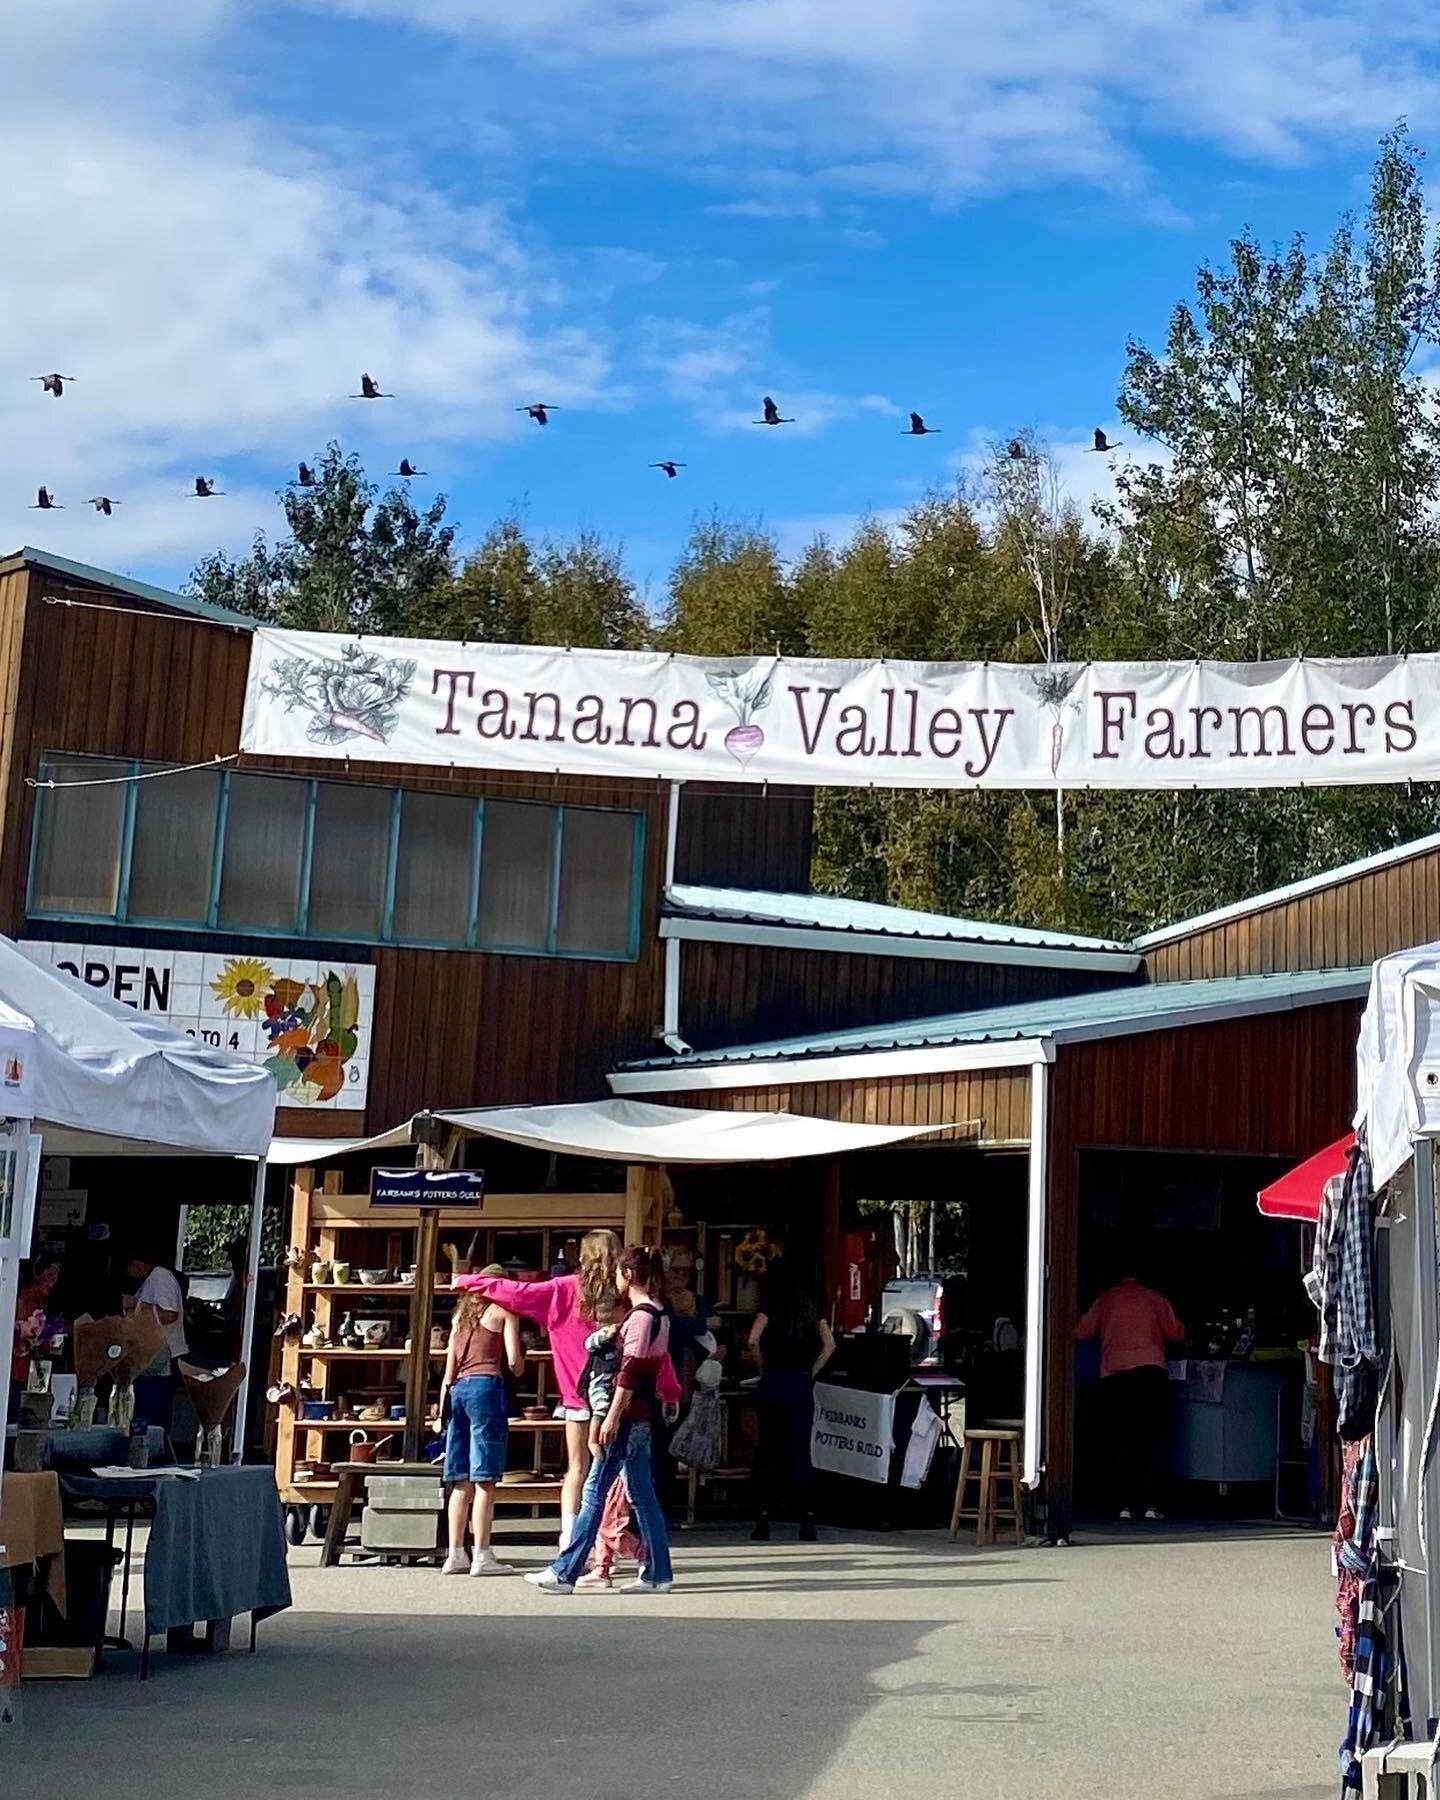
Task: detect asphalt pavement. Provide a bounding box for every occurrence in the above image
[13,1519,1342,1799]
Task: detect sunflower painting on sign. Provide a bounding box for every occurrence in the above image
[16,942,375,1110]
[209,957,368,1107]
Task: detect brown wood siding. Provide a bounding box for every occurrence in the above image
[674,782,813,892]
[636,1066,1033,1144]
[1146,844,1440,980]
[3,584,671,1121]
[680,938,1134,1049]
[0,565,37,909]
[1042,998,1361,1524]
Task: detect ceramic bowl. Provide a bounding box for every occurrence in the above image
[354,1318,390,1347]
[357,1268,390,1286]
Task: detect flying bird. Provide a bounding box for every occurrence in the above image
[86,496,119,516]
[192,476,224,497]
[351,374,390,399]
[754,396,794,425]
[1090,427,1121,452]
[904,412,940,436]
[393,459,427,478]
[30,487,61,510]
[650,461,687,479]
[518,404,556,425]
[295,462,317,488]
[31,374,75,398]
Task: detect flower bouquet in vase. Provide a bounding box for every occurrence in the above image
[180,1361,247,1465]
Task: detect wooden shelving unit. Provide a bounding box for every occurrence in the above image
[275,1162,660,1540]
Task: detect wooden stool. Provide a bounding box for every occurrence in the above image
[949,1429,1024,1545]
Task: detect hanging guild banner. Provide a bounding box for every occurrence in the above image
[241,629,1440,790]
[811,1383,895,1484]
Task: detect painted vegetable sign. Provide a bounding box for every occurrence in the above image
[706,667,776,769]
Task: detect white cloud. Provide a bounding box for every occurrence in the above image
[0,1,610,577]
[634,309,897,434]
[306,0,1440,205]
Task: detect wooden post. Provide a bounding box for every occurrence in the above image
[624,1163,665,1245]
[821,1159,842,1323]
[274,1170,314,1499]
[402,1130,450,1462]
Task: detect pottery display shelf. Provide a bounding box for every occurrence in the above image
[273,1160,627,1551]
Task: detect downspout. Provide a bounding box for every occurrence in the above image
[659,779,689,1055]
[1023,1047,1054,1491]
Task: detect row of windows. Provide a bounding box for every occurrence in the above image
[29,755,645,960]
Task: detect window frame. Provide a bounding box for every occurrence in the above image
[27,753,646,963]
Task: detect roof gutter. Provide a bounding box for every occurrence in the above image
[661,914,1140,975]
[609,1034,1053,1093]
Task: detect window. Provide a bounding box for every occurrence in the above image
[308,782,393,939]
[127,763,222,922]
[477,801,556,951]
[31,755,127,916]
[217,773,308,930]
[393,791,476,944]
[28,754,643,961]
[556,808,639,956]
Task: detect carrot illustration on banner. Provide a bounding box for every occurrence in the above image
[706,666,776,768]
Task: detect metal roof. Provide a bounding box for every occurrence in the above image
[665,882,1138,970]
[1134,831,1440,950]
[614,964,1370,1081]
[5,547,255,628]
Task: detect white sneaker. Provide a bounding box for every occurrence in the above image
[524,1568,574,1593]
[619,1578,674,1594]
[441,1550,469,1575]
[472,1550,514,1576]
[1117,1508,1133,1522]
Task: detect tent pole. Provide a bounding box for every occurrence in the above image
[0,1125,40,1545]
[1022,1054,1052,1492]
[232,1158,267,1464]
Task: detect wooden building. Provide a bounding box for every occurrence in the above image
[10,545,1439,1532]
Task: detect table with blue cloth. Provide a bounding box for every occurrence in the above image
[59,1464,292,1677]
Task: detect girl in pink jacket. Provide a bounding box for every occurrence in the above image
[457,1230,680,1548]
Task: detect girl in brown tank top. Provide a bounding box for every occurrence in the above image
[439,1268,523,1575]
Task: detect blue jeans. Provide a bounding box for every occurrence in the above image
[553,1419,673,1586]
[444,1375,509,1483]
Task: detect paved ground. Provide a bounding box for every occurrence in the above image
[14,1520,1341,1799]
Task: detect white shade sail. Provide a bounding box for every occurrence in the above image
[0,935,275,1155]
[269,1098,948,1167]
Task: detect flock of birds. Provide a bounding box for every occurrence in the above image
[21,369,1124,516]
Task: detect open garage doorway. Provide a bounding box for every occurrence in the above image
[1071,1146,1317,1525]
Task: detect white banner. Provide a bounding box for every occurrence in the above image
[812,1382,895,1484]
[241,629,1440,790]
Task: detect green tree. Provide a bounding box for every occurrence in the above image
[187,443,456,633]
[658,515,804,655]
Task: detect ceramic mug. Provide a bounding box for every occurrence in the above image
[332,1262,351,1285]
[389,1403,405,1420]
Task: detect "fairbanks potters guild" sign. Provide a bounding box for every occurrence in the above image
[241,631,1440,791]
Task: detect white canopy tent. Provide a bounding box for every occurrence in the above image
[268,1096,950,1167]
[0,936,276,1489]
[1346,946,1440,1782]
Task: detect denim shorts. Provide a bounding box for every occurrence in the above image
[444,1375,509,1483]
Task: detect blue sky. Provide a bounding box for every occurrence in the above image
[4,2,1439,609]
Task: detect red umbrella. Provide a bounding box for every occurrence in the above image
[1257,1133,1354,1221]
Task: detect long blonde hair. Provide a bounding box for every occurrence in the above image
[578,1229,621,1325]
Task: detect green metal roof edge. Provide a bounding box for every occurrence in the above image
[619,964,1371,1071]
[5,546,255,628]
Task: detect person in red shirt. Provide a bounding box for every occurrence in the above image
[1075,1272,1185,1521]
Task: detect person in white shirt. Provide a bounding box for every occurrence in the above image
[126,1248,188,1433]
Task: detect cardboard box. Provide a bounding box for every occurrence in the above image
[22,1646,95,1680]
